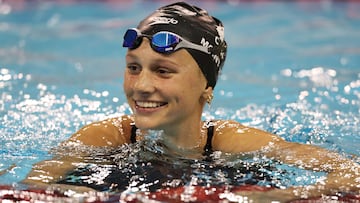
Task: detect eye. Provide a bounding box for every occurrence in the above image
[155,67,174,78]
[157,68,170,74]
[126,63,141,74]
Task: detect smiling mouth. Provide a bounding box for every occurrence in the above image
[135,101,168,108]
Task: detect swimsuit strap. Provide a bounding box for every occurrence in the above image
[129,122,215,154]
[130,124,137,143]
[203,121,214,156]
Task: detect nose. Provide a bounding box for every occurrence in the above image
[133,69,155,95]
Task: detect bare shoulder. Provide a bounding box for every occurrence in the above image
[66,115,134,147]
[211,120,282,153]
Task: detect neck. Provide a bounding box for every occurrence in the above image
[162,118,206,151]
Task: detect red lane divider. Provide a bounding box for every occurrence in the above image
[1,185,359,202]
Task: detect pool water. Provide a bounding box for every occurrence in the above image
[0,0,360,201]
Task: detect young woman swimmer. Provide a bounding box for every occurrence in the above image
[24,2,359,201]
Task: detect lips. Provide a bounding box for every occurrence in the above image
[135,101,167,108]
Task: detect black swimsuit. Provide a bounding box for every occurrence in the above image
[58,122,279,191]
[57,122,216,191]
[130,122,215,155]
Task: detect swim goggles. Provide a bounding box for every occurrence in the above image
[123,28,210,54]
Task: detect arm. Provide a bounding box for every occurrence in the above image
[22,115,133,187]
[266,140,360,198]
[213,120,360,200]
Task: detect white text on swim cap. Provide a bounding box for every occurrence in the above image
[200,37,221,67]
[216,25,225,42]
[212,54,221,67]
[149,17,178,26]
[200,37,213,49]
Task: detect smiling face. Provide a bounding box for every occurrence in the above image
[123,38,211,133]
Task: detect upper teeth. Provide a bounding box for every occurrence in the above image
[136,101,164,108]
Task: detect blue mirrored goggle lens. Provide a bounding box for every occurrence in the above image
[152,32,180,52]
[123,29,139,48]
[123,29,181,53]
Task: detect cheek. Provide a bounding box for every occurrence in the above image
[187,73,206,91]
[178,76,204,100]
[123,73,132,93]
[186,67,207,89]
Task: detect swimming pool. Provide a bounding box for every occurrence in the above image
[0,0,359,202]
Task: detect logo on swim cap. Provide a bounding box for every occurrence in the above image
[149,17,178,26]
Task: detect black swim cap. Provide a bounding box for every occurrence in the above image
[136,2,227,88]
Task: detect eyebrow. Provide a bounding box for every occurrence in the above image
[125,52,138,60]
